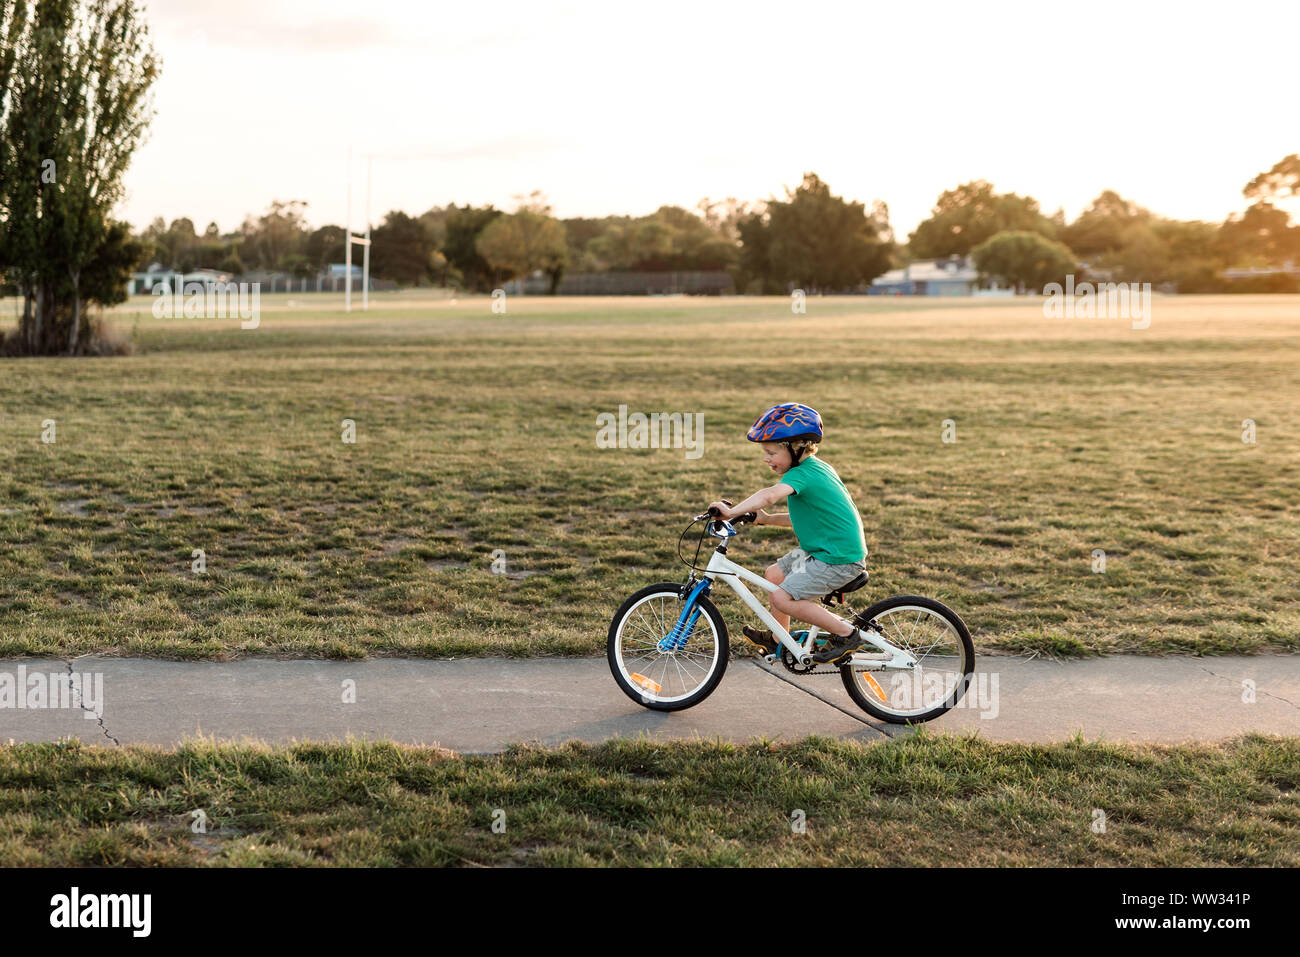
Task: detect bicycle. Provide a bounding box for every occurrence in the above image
[607,505,976,724]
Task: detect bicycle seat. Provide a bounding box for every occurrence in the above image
[821,572,868,604]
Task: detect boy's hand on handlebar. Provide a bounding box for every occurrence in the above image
[707,500,734,520]
[705,501,757,525]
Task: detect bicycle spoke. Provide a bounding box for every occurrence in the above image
[638,604,667,641]
[650,599,670,639]
[669,654,689,690]
[623,647,661,666]
[673,651,710,678]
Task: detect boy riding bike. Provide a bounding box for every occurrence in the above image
[708,402,871,665]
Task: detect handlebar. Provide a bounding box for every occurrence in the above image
[700,499,757,529]
[680,501,756,571]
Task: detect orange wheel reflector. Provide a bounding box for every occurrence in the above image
[860,673,886,700]
[630,673,662,694]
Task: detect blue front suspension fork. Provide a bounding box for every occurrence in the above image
[658,578,710,652]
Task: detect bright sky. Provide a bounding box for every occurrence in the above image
[120,0,1298,239]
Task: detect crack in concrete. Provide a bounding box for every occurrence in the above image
[65,659,121,746]
[749,660,892,737]
[1197,664,1300,712]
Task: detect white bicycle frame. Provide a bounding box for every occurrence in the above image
[701,546,917,670]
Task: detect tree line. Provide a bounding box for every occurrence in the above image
[138,157,1300,297]
[127,177,892,296]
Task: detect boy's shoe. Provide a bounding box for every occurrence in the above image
[741,626,779,656]
[812,627,869,664]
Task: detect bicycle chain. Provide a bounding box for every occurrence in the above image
[779,649,842,676]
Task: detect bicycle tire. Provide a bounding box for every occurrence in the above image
[608,582,729,712]
[840,594,975,724]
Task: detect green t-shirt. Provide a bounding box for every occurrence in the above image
[781,455,867,565]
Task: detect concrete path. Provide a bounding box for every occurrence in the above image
[2,655,1297,753]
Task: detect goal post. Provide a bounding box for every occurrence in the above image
[345,147,371,312]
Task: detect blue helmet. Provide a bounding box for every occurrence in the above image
[747,403,823,467]
[746,403,823,443]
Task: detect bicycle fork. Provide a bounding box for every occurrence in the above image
[657,578,709,652]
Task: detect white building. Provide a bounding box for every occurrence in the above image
[870,256,979,296]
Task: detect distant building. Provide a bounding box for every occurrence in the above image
[127,263,231,295]
[1222,261,1300,279]
[870,256,978,296]
[129,262,395,295]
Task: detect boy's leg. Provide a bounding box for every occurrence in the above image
[741,563,792,655]
[770,590,855,637]
[764,563,791,633]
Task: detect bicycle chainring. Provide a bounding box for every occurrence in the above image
[779,647,839,676]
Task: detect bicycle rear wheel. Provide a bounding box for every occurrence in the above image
[841,595,975,724]
[608,582,729,712]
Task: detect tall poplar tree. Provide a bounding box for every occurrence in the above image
[0,0,158,354]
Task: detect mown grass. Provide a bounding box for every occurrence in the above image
[0,732,1295,866]
[1,292,1298,660]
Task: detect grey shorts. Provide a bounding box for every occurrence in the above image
[774,547,867,602]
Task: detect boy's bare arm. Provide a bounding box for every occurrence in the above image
[709,484,793,520]
[755,509,792,527]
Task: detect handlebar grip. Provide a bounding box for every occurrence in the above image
[705,503,755,525]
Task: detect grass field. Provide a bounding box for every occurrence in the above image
[1,732,1295,866]
[1,292,1298,660]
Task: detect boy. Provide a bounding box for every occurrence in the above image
[708,402,870,664]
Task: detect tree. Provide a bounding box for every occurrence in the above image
[0,0,159,355]
[1060,191,1151,259]
[735,209,777,293]
[1244,154,1300,206]
[476,208,569,293]
[696,196,758,246]
[564,203,742,276]
[305,225,346,272]
[370,210,435,286]
[417,205,451,256]
[909,181,1057,259]
[238,200,308,271]
[759,173,893,292]
[645,205,735,270]
[1221,155,1300,266]
[1219,201,1299,265]
[166,217,198,271]
[971,230,1076,292]
[443,204,503,292]
[80,219,142,305]
[280,253,313,280]
[1103,222,1168,283]
[428,249,449,286]
[563,215,621,271]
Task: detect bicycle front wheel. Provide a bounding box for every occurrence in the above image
[608,582,729,712]
[841,595,975,724]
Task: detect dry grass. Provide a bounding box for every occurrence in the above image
[0,292,1297,660]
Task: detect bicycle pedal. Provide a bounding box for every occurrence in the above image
[762,653,778,665]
